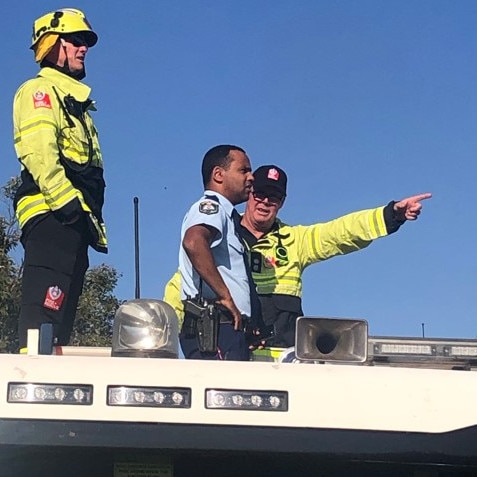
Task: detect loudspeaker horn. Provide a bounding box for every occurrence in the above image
[295,317,368,362]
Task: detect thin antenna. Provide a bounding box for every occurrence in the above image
[421,322,425,338]
[134,197,140,299]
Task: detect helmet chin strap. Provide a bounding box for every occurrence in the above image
[57,38,86,80]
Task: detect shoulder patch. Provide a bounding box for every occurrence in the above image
[32,91,52,109]
[199,200,219,215]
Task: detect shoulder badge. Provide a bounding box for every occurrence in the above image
[199,200,219,215]
[32,90,52,109]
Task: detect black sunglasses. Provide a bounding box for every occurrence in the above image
[252,191,283,206]
[62,34,89,47]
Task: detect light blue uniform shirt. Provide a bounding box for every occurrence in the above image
[179,191,251,318]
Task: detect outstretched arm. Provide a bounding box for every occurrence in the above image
[393,193,432,222]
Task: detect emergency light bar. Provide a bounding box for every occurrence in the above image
[8,382,93,405]
[205,389,288,411]
[369,336,477,365]
[107,385,191,408]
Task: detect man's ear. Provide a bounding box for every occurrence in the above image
[211,165,224,185]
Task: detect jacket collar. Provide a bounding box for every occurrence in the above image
[38,67,91,102]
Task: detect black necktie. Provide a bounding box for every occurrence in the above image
[232,209,261,325]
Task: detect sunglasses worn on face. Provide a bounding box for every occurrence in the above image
[252,191,283,206]
[63,34,89,47]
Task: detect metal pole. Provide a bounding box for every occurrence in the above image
[421,323,425,338]
[134,197,140,299]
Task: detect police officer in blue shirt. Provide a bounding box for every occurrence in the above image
[179,145,254,360]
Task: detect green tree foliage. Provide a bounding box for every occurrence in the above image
[0,178,122,352]
[0,216,22,352]
[0,178,22,352]
[72,264,122,346]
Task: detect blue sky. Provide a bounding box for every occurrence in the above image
[2,1,476,339]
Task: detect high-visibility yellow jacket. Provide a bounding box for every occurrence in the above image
[163,271,184,325]
[13,67,107,253]
[245,206,388,297]
[164,206,390,322]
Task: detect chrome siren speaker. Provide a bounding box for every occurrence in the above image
[295,317,368,362]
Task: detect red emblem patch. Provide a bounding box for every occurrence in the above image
[33,91,52,109]
[267,168,280,181]
[43,286,65,311]
[264,255,277,268]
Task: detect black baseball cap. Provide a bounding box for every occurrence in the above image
[253,165,287,198]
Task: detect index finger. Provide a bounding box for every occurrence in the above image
[411,192,432,202]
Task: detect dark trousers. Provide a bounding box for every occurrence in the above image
[180,322,250,361]
[18,213,89,348]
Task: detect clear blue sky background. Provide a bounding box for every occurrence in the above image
[1,1,475,339]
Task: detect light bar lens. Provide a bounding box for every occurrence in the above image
[449,346,477,357]
[206,389,288,411]
[107,386,191,408]
[376,343,433,355]
[8,383,92,404]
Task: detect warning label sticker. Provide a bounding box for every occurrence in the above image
[114,462,173,477]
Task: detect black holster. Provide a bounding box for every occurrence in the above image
[183,298,219,353]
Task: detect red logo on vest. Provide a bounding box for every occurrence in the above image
[43,286,65,311]
[33,91,52,109]
[264,255,278,268]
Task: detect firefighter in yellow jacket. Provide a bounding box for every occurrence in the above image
[13,9,107,350]
[164,165,431,348]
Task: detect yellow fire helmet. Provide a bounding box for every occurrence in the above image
[31,8,98,50]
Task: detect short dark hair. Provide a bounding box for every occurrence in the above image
[201,144,245,188]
